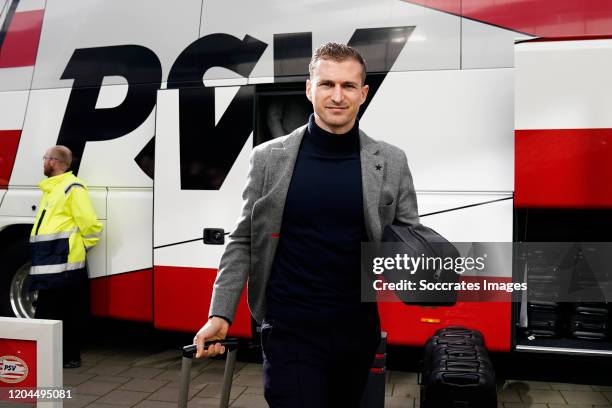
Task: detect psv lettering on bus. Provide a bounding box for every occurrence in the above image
[57,27,411,189]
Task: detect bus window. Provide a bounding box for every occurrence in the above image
[255,84,312,146]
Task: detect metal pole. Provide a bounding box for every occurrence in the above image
[178,356,193,408]
[219,348,237,408]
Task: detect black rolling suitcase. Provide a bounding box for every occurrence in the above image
[569,304,609,340]
[424,327,486,373]
[431,346,490,365]
[525,301,564,338]
[427,327,485,349]
[426,349,494,382]
[178,339,240,408]
[421,327,496,408]
[422,366,497,408]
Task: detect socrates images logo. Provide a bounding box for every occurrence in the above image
[0,355,29,384]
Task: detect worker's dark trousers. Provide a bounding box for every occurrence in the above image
[261,312,380,408]
[34,279,89,363]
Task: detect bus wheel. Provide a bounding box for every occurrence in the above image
[1,241,36,318]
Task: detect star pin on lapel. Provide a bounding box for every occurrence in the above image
[375,164,382,171]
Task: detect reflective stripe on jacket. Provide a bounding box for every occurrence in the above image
[30,171,103,277]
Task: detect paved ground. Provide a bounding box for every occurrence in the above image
[2,319,612,407]
[4,345,612,407]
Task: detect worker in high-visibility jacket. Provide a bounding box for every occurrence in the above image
[29,145,103,368]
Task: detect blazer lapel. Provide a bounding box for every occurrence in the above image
[360,130,385,242]
[261,126,305,234]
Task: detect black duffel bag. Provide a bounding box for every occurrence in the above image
[381,224,460,306]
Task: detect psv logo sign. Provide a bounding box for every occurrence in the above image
[0,355,29,384]
[57,27,413,190]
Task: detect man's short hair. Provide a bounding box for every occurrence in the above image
[52,145,72,168]
[309,43,367,84]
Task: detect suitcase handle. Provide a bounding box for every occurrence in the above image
[182,338,240,358]
[179,340,240,408]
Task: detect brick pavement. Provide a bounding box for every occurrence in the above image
[2,344,612,407]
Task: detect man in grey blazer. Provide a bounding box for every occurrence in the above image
[195,43,419,407]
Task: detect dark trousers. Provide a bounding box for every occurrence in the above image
[261,313,380,408]
[34,279,89,363]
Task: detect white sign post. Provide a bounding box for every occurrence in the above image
[0,317,62,407]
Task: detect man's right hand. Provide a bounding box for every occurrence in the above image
[193,316,230,359]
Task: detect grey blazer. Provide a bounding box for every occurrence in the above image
[209,125,419,324]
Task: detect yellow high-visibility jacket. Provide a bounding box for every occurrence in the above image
[29,171,102,282]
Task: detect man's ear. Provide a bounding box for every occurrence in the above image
[306,79,312,102]
[360,84,369,105]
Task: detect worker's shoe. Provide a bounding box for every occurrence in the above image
[63,360,81,369]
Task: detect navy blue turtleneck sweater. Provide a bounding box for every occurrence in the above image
[266,115,369,322]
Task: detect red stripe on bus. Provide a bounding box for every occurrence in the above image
[0,130,21,188]
[90,269,153,322]
[108,268,153,321]
[153,265,252,338]
[515,128,612,208]
[0,10,45,68]
[90,278,108,317]
[402,0,612,38]
[378,300,511,351]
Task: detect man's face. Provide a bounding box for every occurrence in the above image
[306,58,369,134]
[43,149,57,177]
